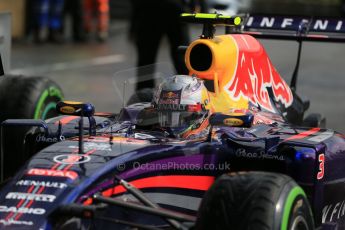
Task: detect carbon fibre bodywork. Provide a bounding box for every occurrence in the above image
[0,101,344,229]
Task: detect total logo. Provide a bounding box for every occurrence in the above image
[53,154,91,164]
[6,192,56,202]
[0,206,45,215]
[27,168,78,180]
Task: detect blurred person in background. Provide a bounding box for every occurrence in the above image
[64,0,85,42]
[27,0,65,43]
[130,0,207,90]
[83,0,110,42]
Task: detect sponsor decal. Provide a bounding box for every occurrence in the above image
[159,90,181,105]
[36,135,65,143]
[157,104,187,111]
[27,168,78,180]
[223,118,244,126]
[0,219,34,226]
[60,106,75,114]
[68,142,111,151]
[246,15,345,33]
[53,154,91,164]
[16,180,67,189]
[317,154,325,180]
[322,200,345,223]
[227,35,293,112]
[235,148,285,161]
[6,192,56,202]
[163,91,179,99]
[0,206,45,215]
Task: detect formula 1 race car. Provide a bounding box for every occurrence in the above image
[0,13,345,230]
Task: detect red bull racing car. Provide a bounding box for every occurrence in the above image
[0,13,345,230]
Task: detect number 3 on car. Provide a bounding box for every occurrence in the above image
[317,153,325,180]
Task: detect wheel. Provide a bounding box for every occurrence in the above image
[195,172,314,230]
[126,88,153,105]
[54,217,91,230]
[0,76,63,179]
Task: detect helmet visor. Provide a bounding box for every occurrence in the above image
[158,111,205,128]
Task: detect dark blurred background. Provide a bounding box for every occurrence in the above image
[109,0,345,18]
[0,0,344,132]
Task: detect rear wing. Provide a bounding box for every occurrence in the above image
[181,13,345,42]
[241,15,345,42]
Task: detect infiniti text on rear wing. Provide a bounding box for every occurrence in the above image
[241,15,345,42]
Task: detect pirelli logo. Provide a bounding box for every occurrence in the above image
[6,192,56,202]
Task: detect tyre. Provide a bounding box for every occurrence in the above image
[0,76,63,179]
[195,172,314,230]
[126,88,153,105]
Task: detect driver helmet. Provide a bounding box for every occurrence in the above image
[153,75,212,138]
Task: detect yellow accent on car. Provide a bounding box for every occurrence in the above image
[234,17,241,25]
[223,118,244,126]
[195,13,218,19]
[60,106,76,114]
[63,100,83,105]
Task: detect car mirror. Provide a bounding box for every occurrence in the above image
[56,101,95,117]
[209,111,253,128]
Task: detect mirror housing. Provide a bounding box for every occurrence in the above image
[209,111,254,128]
[56,101,95,117]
